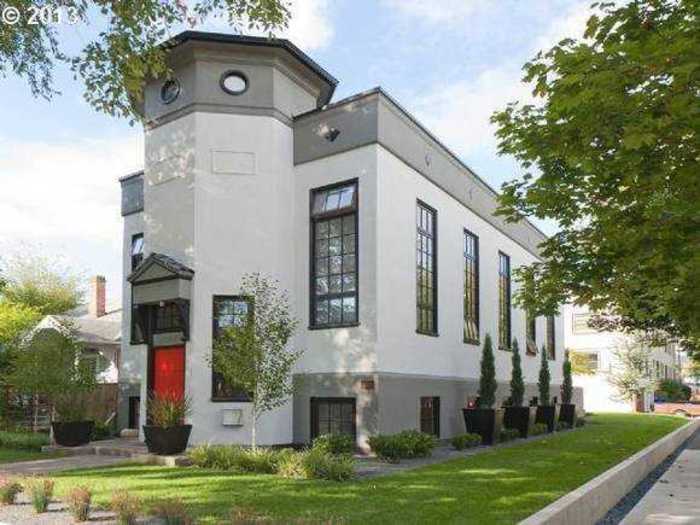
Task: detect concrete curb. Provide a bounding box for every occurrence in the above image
[519,418,700,525]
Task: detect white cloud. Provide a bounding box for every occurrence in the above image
[0,134,142,245]
[533,2,595,53]
[382,0,477,24]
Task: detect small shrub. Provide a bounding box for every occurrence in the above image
[368,430,436,462]
[111,490,141,525]
[530,423,548,436]
[150,498,194,525]
[187,444,278,473]
[556,421,571,431]
[0,431,49,451]
[66,485,92,522]
[312,434,355,456]
[451,433,481,450]
[499,428,520,442]
[91,420,115,441]
[575,417,586,427]
[26,478,54,513]
[302,448,355,481]
[276,449,306,479]
[0,479,22,505]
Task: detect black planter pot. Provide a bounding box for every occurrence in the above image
[535,405,557,433]
[504,406,537,438]
[143,425,192,455]
[52,421,94,447]
[559,403,577,427]
[462,408,504,445]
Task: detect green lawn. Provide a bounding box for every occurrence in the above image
[52,414,686,524]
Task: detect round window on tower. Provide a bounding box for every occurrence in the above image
[220,71,248,95]
[160,79,180,105]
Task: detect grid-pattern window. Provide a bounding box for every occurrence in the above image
[416,202,437,335]
[311,181,358,328]
[153,303,181,333]
[311,398,356,439]
[420,397,440,437]
[546,315,556,360]
[572,313,595,334]
[526,314,537,355]
[212,296,251,401]
[576,351,599,372]
[463,230,479,344]
[131,234,144,271]
[498,252,511,350]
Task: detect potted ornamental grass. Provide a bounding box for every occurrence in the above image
[463,334,503,445]
[143,392,192,455]
[535,346,557,432]
[503,339,535,438]
[559,352,577,427]
[52,394,95,447]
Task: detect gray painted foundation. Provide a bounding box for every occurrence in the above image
[293,372,584,449]
[117,382,141,431]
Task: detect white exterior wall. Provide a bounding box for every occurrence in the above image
[375,146,564,385]
[565,304,678,413]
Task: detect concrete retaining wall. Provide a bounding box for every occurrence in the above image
[520,418,700,525]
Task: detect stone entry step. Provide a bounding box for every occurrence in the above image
[42,437,191,466]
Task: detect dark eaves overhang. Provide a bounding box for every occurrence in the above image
[164,30,338,107]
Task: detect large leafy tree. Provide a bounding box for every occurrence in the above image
[491,0,700,357]
[0,1,290,120]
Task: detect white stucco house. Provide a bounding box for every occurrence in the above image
[564,304,680,413]
[118,31,579,449]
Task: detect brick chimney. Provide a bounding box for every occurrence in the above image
[88,275,106,318]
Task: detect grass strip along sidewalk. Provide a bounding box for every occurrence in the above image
[48,414,684,524]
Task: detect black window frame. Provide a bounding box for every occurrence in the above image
[211,295,253,402]
[498,252,512,350]
[152,302,183,334]
[463,229,479,345]
[130,233,144,271]
[416,200,438,336]
[310,397,357,442]
[420,396,440,437]
[546,315,556,360]
[309,179,359,330]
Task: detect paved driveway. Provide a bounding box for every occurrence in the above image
[0,455,128,476]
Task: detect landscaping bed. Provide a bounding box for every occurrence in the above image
[20,414,682,524]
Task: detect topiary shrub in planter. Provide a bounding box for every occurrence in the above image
[535,346,557,433]
[143,393,192,455]
[451,433,481,450]
[503,339,536,438]
[463,334,503,445]
[499,428,520,442]
[559,353,577,427]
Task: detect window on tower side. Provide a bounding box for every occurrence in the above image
[212,295,252,402]
[463,230,479,344]
[131,233,144,270]
[546,315,556,360]
[526,314,537,355]
[310,180,358,328]
[416,201,437,335]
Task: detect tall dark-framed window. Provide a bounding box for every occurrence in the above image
[416,201,437,335]
[131,233,144,270]
[546,315,556,360]
[463,230,479,344]
[212,295,252,402]
[498,252,511,350]
[310,180,358,328]
[420,396,440,437]
[526,314,537,356]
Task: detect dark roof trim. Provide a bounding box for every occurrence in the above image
[164,31,338,106]
[119,170,144,183]
[127,253,194,283]
[295,87,549,241]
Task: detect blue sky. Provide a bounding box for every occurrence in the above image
[0,0,593,303]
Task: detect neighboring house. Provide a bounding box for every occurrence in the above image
[119,31,579,449]
[565,304,680,413]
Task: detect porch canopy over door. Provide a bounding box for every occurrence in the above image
[127,253,194,343]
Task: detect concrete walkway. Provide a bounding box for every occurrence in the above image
[0,455,128,476]
[621,429,700,524]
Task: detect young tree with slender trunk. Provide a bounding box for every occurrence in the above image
[211,273,302,450]
[608,335,655,405]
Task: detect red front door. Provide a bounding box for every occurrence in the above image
[152,346,185,399]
